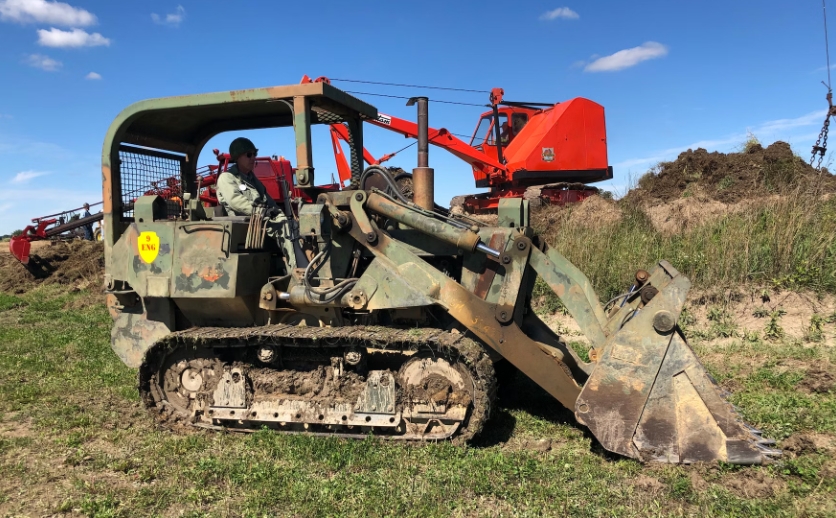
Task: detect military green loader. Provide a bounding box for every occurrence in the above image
[102,82,778,464]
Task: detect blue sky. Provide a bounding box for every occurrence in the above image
[0,0,832,235]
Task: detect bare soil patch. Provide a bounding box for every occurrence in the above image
[800,367,836,394]
[723,469,786,499]
[551,289,836,346]
[631,474,665,495]
[0,240,103,294]
[782,433,834,456]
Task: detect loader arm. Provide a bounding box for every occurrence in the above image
[345,191,779,464]
[328,114,508,185]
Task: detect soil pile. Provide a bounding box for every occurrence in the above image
[625,141,836,205]
[567,195,623,227]
[0,241,103,294]
[531,195,623,237]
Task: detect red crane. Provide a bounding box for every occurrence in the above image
[304,76,612,212]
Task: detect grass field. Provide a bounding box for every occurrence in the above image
[536,194,836,301]
[0,285,834,517]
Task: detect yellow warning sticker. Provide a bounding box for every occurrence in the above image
[138,231,160,263]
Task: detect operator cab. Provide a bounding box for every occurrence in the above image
[469,107,536,148]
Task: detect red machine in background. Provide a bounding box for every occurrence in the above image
[9,152,339,264]
[193,150,339,208]
[11,77,612,262]
[9,203,104,265]
[307,76,613,213]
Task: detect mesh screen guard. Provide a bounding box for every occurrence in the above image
[117,145,186,220]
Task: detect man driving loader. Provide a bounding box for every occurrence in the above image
[216,137,294,268]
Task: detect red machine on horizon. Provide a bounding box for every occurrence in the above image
[192,149,338,208]
[8,152,338,264]
[8,203,104,265]
[304,76,613,212]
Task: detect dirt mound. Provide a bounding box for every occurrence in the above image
[625,141,836,205]
[567,195,622,227]
[782,434,829,456]
[799,367,835,394]
[530,195,622,236]
[0,241,103,294]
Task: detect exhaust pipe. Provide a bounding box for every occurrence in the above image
[407,97,434,211]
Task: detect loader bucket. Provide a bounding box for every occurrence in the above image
[9,235,31,265]
[573,263,779,464]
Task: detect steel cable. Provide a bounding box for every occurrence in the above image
[331,78,489,94]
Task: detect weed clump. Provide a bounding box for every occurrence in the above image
[764,311,786,340]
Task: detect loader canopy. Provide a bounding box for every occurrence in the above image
[101,82,377,245]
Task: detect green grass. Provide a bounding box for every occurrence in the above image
[536,194,836,301]
[0,286,834,517]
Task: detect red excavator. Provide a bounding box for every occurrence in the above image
[305,76,613,212]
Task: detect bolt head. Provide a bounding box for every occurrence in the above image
[502,255,511,264]
[366,232,377,243]
[355,192,364,201]
[516,241,527,251]
[653,310,676,333]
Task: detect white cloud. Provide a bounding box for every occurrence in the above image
[151,5,185,26]
[24,53,61,71]
[539,7,579,20]
[37,27,110,47]
[11,170,49,183]
[85,71,101,80]
[613,110,828,172]
[584,42,668,72]
[756,111,827,133]
[0,0,95,26]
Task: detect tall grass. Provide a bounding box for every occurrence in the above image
[537,193,836,301]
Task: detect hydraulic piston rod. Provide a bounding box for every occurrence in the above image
[365,192,498,255]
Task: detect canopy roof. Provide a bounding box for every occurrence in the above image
[103,82,378,156]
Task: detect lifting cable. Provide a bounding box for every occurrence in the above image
[344,90,487,107]
[329,78,490,94]
[333,80,489,153]
[812,0,836,170]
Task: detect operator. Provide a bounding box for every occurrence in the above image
[216,137,295,269]
[81,203,94,241]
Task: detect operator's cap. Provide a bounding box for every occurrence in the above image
[229,137,257,159]
[83,203,90,209]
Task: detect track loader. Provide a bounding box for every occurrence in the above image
[103,82,778,464]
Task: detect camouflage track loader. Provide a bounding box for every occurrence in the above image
[103,82,779,464]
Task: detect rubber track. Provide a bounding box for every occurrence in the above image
[139,325,497,443]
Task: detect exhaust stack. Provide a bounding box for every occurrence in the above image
[408,97,434,211]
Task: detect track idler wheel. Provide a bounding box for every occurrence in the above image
[398,354,474,439]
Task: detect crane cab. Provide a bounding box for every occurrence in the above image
[468,99,613,189]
